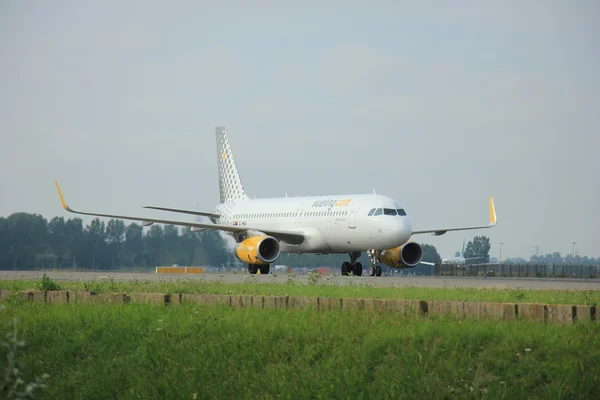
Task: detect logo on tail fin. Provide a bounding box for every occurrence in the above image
[216,127,248,204]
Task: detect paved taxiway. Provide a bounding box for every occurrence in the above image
[1,270,598,290]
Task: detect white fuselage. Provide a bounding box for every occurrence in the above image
[441,257,467,264]
[213,194,413,254]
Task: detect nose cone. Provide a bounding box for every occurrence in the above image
[388,217,412,246]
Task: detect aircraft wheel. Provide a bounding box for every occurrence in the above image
[259,265,270,275]
[341,261,351,276]
[353,262,363,276]
[375,265,382,277]
[248,264,258,274]
[369,265,376,276]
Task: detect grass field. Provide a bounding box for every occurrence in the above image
[1,276,599,305]
[1,302,598,399]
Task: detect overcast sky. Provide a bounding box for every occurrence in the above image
[1,1,599,260]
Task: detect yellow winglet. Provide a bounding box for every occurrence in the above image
[489,196,497,225]
[54,180,70,211]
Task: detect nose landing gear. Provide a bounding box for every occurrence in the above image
[368,249,383,277]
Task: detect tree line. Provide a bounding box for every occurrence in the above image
[0,213,229,270]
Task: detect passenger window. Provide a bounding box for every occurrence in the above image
[384,208,397,216]
[374,208,383,216]
[367,208,375,216]
[397,209,406,216]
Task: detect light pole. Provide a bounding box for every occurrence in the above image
[500,242,503,264]
[572,242,576,257]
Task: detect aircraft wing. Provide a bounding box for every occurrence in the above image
[420,261,435,266]
[143,206,221,219]
[54,181,305,245]
[412,197,497,236]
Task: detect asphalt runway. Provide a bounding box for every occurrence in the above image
[1,270,599,290]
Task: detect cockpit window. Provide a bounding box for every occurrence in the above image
[384,208,397,216]
[373,208,383,216]
[367,208,375,216]
[396,209,407,216]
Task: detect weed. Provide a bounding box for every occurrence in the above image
[34,274,60,292]
[82,280,101,294]
[0,306,49,399]
[307,271,321,285]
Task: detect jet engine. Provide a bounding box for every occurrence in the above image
[379,242,423,268]
[234,235,280,265]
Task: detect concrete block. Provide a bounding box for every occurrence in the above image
[129,293,169,306]
[463,302,480,319]
[181,294,206,304]
[288,296,318,310]
[263,296,287,309]
[387,299,425,316]
[21,291,34,302]
[46,291,69,304]
[428,301,463,318]
[371,299,390,313]
[34,291,46,302]
[575,305,595,322]
[546,304,574,325]
[427,300,447,317]
[69,291,98,303]
[0,290,11,301]
[250,296,264,308]
[501,303,518,320]
[518,303,546,323]
[342,298,364,311]
[208,294,231,306]
[318,297,342,311]
[231,295,254,308]
[449,301,466,318]
[362,298,378,311]
[169,294,182,305]
[98,293,129,304]
[181,293,231,306]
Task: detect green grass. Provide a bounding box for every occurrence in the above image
[1,276,599,305]
[1,302,598,399]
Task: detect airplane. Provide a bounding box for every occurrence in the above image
[54,127,497,277]
[420,239,487,266]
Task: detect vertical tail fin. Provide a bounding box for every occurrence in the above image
[461,239,465,257]
[216,127,248,204]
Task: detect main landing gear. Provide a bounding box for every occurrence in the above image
[341,251,363,276]
[248,264,270,275]
[368,249,383,277]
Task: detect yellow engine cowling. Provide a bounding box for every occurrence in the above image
[379,242,423,268]
[234,235,280,265]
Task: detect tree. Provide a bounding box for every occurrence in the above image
[124,223,144,267]
[145,225,164,267]
[106,219,126,268]
[463,236,491,264]
[65,218,84,268]
[48,217,67,268]
[84,219,107,269]
[420,244,441,265]
[2,213,48,269]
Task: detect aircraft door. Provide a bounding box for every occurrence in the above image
[294,208,303,226]
[347,200,363,229]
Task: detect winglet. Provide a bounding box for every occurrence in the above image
[489,196,497,226]
[54,180,72,212]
